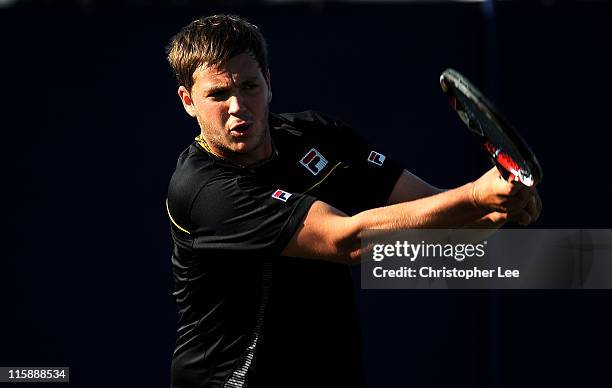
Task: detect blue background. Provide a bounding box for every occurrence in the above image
[2,2,612,387]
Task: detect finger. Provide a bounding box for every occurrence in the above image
[488,166,502,178]
[503,187,531,212]
[487,211,509,225]
[522,188,542,222]
[507,172,518,183]
[518,212,532,226]
[508,209,532,226]
[506,180,523,196]
[524,194,537,221]
[495,176,520,197]
[518,186,532,204]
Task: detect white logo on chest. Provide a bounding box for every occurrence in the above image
[299,148,328,176]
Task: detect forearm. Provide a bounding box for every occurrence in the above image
[385,171,492,229]
[351,182,487,232]
[283,184,485,263]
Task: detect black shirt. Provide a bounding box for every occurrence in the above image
[167,111,402,388]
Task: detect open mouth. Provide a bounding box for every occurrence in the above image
[230,122,253,136]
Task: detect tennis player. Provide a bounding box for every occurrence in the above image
[165,14,541,388]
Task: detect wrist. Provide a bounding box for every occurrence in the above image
[469,182,488,213]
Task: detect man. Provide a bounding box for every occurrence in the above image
[165,14,541,388]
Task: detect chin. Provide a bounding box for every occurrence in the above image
[231,144,251,154]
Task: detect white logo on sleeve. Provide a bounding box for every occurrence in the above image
[367,151,386,166]
[299,148,328,176]
[272,189,292,202]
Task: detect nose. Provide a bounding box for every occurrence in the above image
[228,93,247,115]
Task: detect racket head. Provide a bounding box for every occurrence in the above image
[440,68,543,187]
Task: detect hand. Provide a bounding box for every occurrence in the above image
[472,167,533,214]
[472,167,542,226]
[507,187,542,225]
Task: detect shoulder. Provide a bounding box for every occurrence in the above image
[271,111,370,156]
[270,110,365,151]
[271,110,351,133]
[167,143,239,230]
[169,144,217,200]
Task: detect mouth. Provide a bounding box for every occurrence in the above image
[229,122,253,137]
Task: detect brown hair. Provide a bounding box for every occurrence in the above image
[166,14,269,91]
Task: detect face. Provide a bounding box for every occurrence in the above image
[178,53,272,166]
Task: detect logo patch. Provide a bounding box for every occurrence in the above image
[368,151,386,166]
[272,189,292,202]
[299,148,328,176]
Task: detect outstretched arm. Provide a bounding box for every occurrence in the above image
[281,166,540,263]
[386,168,541,228]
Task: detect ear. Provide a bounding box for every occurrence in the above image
[178,86,196,117]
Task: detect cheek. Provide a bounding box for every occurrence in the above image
[250,93,269,113]
[197,103,229,125]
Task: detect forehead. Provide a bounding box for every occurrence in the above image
[193,53,265,88]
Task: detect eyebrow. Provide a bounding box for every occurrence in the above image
[204,85,230,95]
[203,76,260,95]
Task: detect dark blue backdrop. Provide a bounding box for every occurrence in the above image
[2,2,611,387]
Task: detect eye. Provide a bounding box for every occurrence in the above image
[207,90,229,100]
[242,82,259,91]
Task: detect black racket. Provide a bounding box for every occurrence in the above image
[440,68,543,187]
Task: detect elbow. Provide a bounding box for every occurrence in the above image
[330,217,363,265]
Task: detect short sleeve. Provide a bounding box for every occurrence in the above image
[330,120,404,209]
[189,171,317,256]
[285,111,404,211]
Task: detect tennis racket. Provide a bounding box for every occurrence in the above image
[440,68,543,187]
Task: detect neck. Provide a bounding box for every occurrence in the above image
[195,133,274,168]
